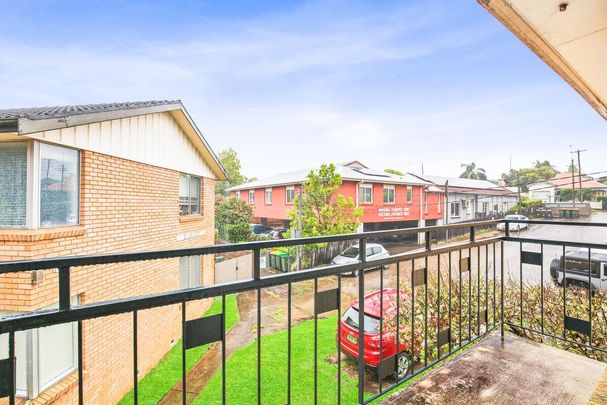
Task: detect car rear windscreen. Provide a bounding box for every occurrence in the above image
[342,307,380,334]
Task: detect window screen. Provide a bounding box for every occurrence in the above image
[286,187,295,204]
[359,185,372,204]
[179,174,201,215]
[39,143,79,227]
[0,143,28,228]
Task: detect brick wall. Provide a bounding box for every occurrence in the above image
[0,150,216,404]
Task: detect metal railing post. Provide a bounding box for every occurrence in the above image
[59,266,71,311]
[357,237,366,405]
[500,241,504,339]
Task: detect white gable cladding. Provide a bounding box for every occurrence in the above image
[24,112,215,179]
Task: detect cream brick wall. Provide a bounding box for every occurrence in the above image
[0,150,216,404]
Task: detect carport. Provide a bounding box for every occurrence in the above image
[363,221,419,243]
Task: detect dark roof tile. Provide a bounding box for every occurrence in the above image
[0,100,180,120]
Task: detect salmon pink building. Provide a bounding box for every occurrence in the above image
[229,161,443,243]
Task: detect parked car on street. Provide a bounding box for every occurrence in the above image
[330,243,390,276]
[250,224,274,235]
[496,214,529,232]
[264,228,286,239]
[550,248,607,290]
[337,289,412,379]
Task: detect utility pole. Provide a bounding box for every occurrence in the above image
[517,186,521,208]
[571,158,577,203]
[571,149,587,203]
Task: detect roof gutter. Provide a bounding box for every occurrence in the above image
[0,119,18,133]
[14,103,182,135]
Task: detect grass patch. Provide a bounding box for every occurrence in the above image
[194,315,366,405]
[118,294,239,405]
[193,312,483,405]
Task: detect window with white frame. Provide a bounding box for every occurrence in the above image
[0,143,28,228]
[0,141,81,229]
[359,184,373,204]
[406,186,413,203]
[424,191,428,213]
[179,255,201,289]
[0,298,79,399]
[285,186,295,204]
[502,202,508,212]
[383,185,395,204]
[39,143,80,228]
[265,188,273,204]
[451,202,460,217]
[248,190,255,204]
[482,202,489,214]
[179,173,201,216]
[437,194,441,213]
[235,191,240,199]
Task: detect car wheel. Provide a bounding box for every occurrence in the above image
[393,351,411,380]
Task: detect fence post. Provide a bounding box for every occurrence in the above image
[357,237,366,405]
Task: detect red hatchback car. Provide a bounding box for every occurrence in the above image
[337,289,412,379]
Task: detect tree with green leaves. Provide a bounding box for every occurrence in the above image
[459,162,487,180]
[501,161,558,192]
[215,148,253,196]
[384,168,404,176]
[288,164,363,238]
[559,188,593,202]
[215,195,253,243]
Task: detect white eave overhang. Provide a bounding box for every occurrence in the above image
[479,0,607,120]
[0,102,228,181]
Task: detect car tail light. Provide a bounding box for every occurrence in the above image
[368,336,381,348]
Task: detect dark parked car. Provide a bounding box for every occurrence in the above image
[265,229,286,239]
[250,224,273,235]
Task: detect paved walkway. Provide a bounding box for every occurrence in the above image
[380,331,606,404]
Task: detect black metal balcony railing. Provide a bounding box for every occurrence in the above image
[0,219,606,405]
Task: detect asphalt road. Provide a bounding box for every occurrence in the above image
[503,211,607,283]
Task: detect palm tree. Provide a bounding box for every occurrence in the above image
[460,162,487,180]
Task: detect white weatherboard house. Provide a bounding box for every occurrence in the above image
[410,174,519,224]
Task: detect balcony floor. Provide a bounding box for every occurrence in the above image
[381,331,607,404]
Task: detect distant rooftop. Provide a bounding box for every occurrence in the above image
[411,173,516,196]
[540,172,607,189]
[228,162,430,191]
[0,100,180,120]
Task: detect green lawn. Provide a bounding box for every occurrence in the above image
[118,294,239,405]
[194,315,366,405]
[193,313,460,405]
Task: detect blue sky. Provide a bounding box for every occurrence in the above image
[1,0,605,180]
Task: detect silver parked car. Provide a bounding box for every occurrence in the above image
[331,243,390,276]
[496,214,529,232]
[550,248,607,291]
